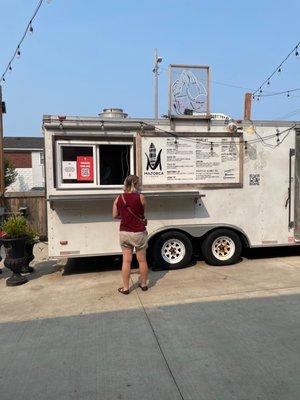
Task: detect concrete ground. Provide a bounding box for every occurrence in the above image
[0,244,300,399]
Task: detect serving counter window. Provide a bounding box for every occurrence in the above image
[56,141,133,189]
[99,145,130,185]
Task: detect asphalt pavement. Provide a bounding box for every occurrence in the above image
[0,245,300,400]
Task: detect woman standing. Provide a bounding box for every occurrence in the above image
[112,175,148,294]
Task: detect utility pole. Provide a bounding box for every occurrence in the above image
[153,49,163,120]
[0,85,5,203]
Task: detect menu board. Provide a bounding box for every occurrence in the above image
[141,136,241,186]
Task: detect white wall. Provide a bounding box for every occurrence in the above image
[31,151,45,188]
[6,151,45,192]
[6,168,34,192]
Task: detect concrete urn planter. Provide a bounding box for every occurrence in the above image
[1,236,28,286]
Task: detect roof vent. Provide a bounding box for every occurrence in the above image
[99,108,128,119]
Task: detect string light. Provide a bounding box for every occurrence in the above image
[140,121,296,150]
[252,40,300,96]
[276,130,280,145]
[0,0,46,85]
[254,87,300,99]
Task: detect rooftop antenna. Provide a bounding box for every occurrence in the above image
[153,49,163,120]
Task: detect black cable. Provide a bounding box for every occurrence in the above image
[0,0,45,83]
[253,87,300,98]
[141,120,295,148]
[121,146,124,181]
[253,41,300,95]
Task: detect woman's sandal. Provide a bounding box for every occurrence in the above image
[138,284,148,291]
[118,287,130,295]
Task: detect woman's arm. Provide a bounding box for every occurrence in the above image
[140,194,146,210]
[112,196,120,219]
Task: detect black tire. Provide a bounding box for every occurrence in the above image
[152,231,193,270]
[201,229,242,266]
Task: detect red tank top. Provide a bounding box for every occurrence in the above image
[117,192,146,232]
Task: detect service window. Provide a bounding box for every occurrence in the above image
[99,145,131,186]
[58,144,96,187]
[56,141,133,188]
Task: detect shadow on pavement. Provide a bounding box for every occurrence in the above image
[27,261,64,281]
[61,246,300,277]
[63,255,123,275]
[2,245,296,284]
[244,245,300,259]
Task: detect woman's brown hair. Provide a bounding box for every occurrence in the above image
[123,175,140,193]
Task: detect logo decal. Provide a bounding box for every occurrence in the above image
[145,143,162,171]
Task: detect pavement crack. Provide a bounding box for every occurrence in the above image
[130,277,185,400]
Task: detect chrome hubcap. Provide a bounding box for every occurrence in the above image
[161,239,185,264]
[212,236,235,261]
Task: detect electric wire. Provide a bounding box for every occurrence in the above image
[125,146,130,176]
[121,146,124,181]
[159,68,254,92]
[274,108,300,120]
[0,0,45,84]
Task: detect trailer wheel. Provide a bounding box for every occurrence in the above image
[201,229,242,266]
[152,231,193,270]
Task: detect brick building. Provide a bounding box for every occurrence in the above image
[4,137,44,192]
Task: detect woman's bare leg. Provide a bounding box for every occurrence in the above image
[136,249,148,287]
[121,248,133,290]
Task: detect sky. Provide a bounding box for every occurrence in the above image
[0,0,299,136]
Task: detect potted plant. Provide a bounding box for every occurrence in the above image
[21,226,39,274]
[0,215,29,286]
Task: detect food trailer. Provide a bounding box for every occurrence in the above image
[43,66,300,268]
[43,109,300,268]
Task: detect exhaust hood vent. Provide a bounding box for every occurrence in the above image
[99,108,128,119]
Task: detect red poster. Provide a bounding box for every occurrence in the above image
[77,156,94,182]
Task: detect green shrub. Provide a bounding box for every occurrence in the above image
[1,215,28,239]
[26,225,39,244]
[4,159,18,188]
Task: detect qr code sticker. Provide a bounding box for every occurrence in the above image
[81,167,90,177]
[249,174,260,186]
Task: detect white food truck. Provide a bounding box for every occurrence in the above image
[43,107,300,268]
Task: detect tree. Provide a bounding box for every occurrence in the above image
[4,159,17,188]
